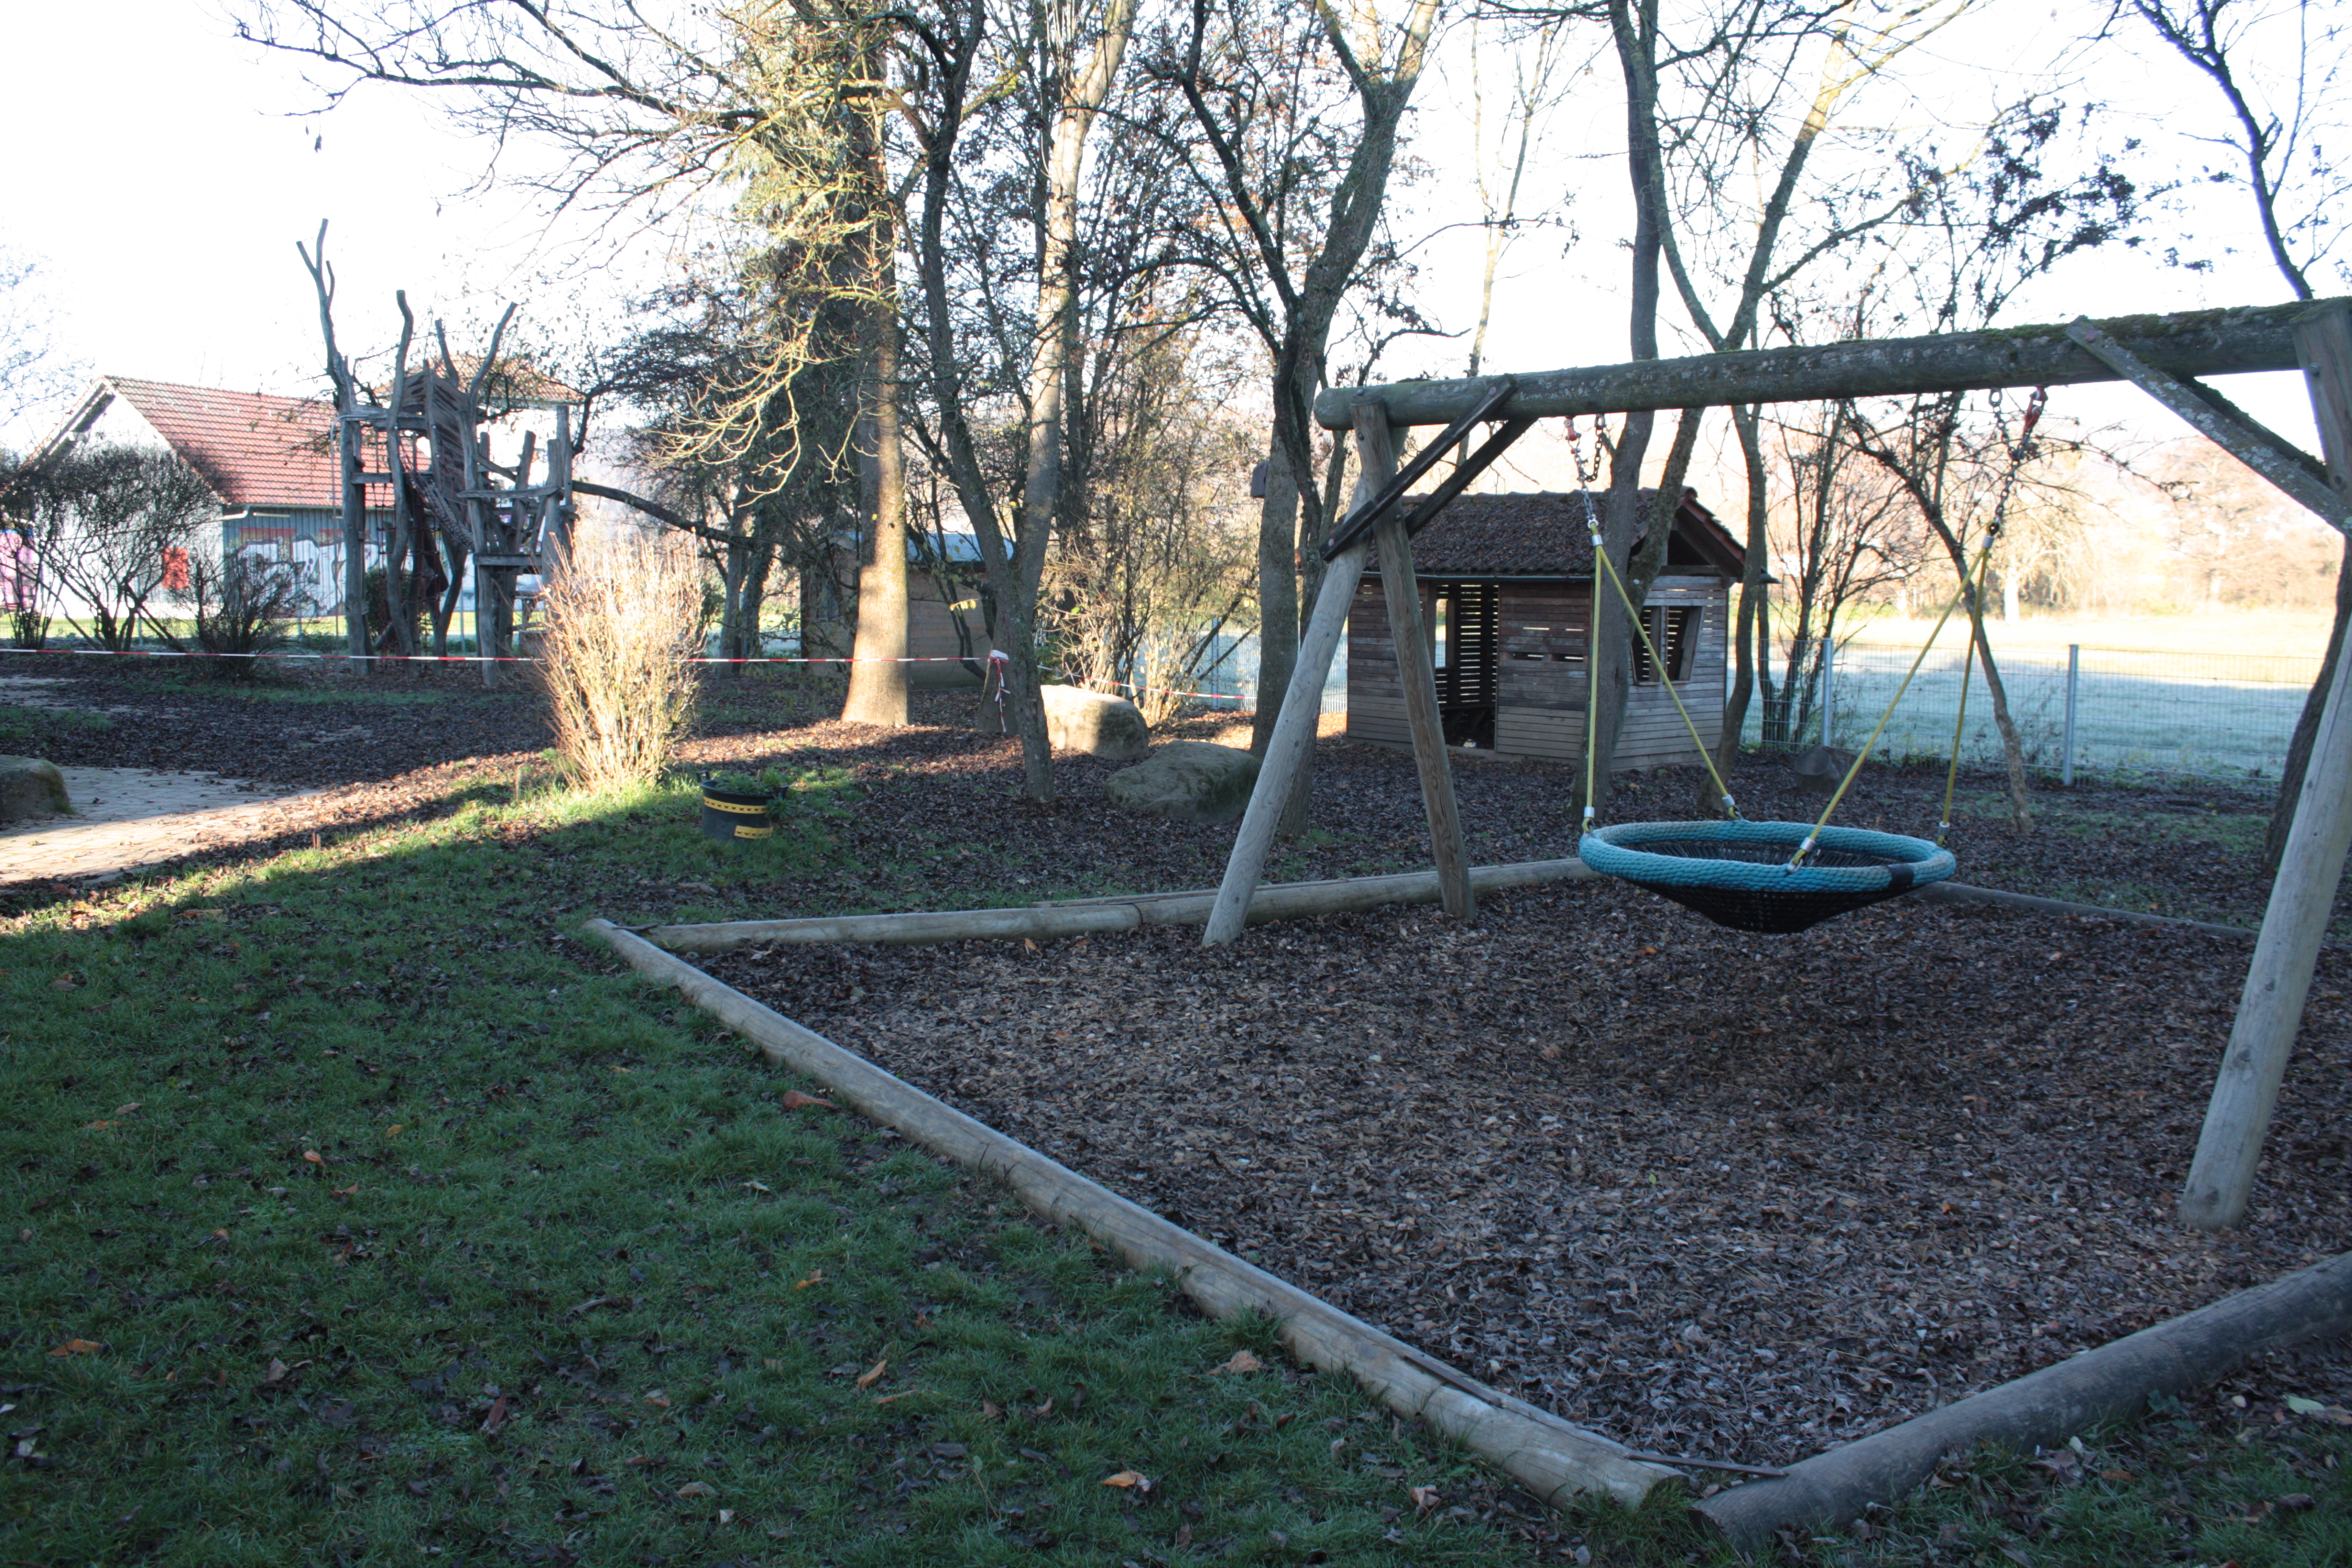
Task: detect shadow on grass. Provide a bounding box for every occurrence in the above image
[0,771,1627,1567]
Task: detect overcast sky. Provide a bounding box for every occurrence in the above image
[0,0,2334,470]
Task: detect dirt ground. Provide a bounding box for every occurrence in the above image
[6,653,2348,1476]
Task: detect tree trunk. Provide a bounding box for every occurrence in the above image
[2264,533,2352,874]
[842,74,911,727]
[1959,580,2034,830]
[1703,405,1770,812]
[842,288,911,725]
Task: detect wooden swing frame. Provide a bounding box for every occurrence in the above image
[1205,294,2352,1235]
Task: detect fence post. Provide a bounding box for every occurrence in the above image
[2061,645,2079,786]
[1820,640,1834,747]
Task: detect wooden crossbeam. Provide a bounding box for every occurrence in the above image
[1313,298,2339,429]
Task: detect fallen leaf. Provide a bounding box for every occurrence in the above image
[780,1090,837,1112]
[1102,1470,1150,1490]
[677,1480,716,1499]
[874,1389,921,1405]
[2286,1395,2327,1415]
[264,1358,288,1384]
[480,1393,510,1434]
[113,1103,140,1115]
[981,1398,1003,1419]
[1032,1397,1054,1418]
[717,1508,735,1525]
[854,1358,888,1390]
[48,1338,102,1357]
[302,1151,326,1168]
[2277,1493,2317,1512]
[792,1270,826,1290]
[1210,1350,1264,1376]
[385,1124,404,1138]
[743,1180,773,1193]
[330,1184,359,1199]
[1411,1484,1441,1516]
[84,1121,116,1132]
[643,1389,671,1408]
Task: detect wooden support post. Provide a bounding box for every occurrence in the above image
[1357,405,1473,922]
[2179,301,2352,1231]
[339,414,367,664]
[1204,489,1382,945]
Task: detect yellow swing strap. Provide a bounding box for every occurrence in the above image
[1935,547,1997,843]
[1588,539,1738,818]
[1791,531,2000,866]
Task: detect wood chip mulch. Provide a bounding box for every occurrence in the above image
[702,865,2352,1471]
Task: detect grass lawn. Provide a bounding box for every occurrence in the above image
[2,739,2347,1565]
[0,771,1599,1565]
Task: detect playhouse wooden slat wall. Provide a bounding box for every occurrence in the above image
[1348,578,1725,766]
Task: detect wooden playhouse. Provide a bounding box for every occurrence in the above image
[1346,489,1745,766]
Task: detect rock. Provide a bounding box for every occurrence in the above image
[0,756,70,821]
[1039,684,1150,760]
[1104,741,1260,824]
[1790,743,1859,796]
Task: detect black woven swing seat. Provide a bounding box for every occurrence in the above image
[1578,820,1957,934]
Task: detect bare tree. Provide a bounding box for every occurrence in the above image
[0,237,84,442]
[1826,105,2144,827]
[2126,0,2352,869]
[1145,0,1442,802]
[1760,400,1936,743]
[18,445,217,652]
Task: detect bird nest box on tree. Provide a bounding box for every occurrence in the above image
[1346,488,1746,766]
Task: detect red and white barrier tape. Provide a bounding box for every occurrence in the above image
[0,645,982,667]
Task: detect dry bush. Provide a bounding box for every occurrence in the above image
[536,528,703,790]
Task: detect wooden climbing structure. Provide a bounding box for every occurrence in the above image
[298,224,576,684]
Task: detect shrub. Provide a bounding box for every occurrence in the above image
[537,529,703,790]
[187,552,306,677]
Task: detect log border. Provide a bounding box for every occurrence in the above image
[584,918,1680,1509]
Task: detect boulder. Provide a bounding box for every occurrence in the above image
[1790,743,1859,796]
[1039,684,1150,760]
[0,756,70,821]
[1104,741,1260,824]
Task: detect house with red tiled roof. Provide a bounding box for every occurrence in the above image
[31,375,399,616]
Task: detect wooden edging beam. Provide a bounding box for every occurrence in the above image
[583,918,1678,1510]
[1914,881,2255,939]
[1311,297,2338,429]
[1696,1249,2352,1547]
[634,863,2268,955]
[639,858,1593,954]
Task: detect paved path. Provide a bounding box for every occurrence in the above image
[0,767,325,887]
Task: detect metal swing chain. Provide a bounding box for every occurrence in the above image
[1566,418,1739,829]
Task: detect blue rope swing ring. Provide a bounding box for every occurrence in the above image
[1578,819,1956,935]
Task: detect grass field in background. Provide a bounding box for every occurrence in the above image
[1833,607,2337,660]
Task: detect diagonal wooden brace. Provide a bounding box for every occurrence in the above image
[2066,317,2348,530]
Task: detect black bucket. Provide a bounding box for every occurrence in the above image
[699,779,777,843]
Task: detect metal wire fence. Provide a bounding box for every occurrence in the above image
[1746,643,2324,783]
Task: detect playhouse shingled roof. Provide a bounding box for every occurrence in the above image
[1368,488,1743,578]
